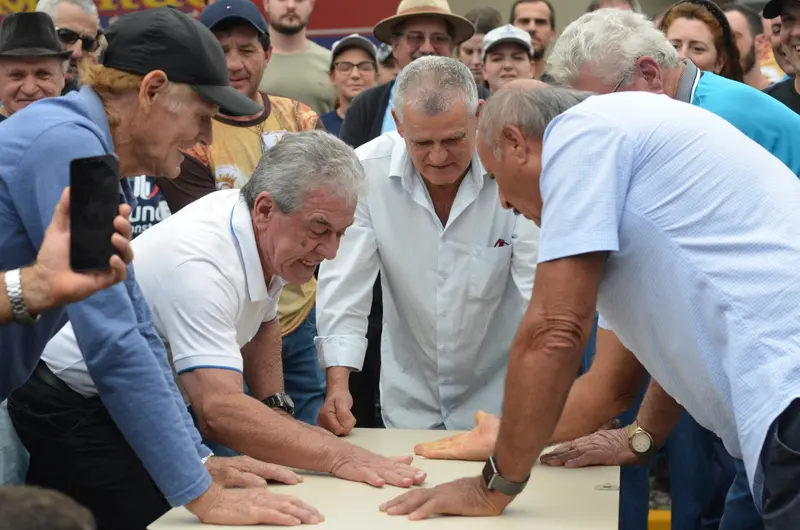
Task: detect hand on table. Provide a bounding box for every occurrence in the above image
[188,482,322,526]
[330,447,427,488]
[27,188,133,313]
[539,427,642,468]
[317,388,356,436]
[414,410,499,461]
[206,455,302,487]
[380,476,512,520]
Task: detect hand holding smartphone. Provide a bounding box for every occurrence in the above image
[69,154,121,272]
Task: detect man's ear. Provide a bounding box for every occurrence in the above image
[139,70,170,112]
[264,44,273,65]
[392,108,403,137]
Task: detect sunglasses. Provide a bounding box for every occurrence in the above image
[55,27,100,53]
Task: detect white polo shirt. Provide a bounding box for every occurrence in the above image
[536,91,800,498]
[316,132,540,430]
[42,189,285,398]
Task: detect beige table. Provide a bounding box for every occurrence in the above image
[150,429,620,529]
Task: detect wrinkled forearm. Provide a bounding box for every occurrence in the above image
[200,393,354,472]
[550,373,636,443]
[636,380,684,447]
[242,319,284,400]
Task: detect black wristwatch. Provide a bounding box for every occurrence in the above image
[262,392,295,416]
[481,455,529,496]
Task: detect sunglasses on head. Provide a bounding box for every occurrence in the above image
[55,27,100,53]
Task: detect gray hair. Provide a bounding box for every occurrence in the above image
[478,86,593,153]
[393,56,479,122]
[241,130,366,214]
[547,9,681,87]
[36,0,98,19]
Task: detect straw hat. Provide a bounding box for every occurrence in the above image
[373,0,475,46]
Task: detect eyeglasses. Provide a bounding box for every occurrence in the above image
[395,31,453,49]
[334,61,377,74]
[55,27,100,53]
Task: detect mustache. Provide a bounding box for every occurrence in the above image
[411,51,437,60]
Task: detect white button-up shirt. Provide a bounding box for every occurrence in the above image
[315,132,540,430]
[42,190,285,399]
[537,91,800,498]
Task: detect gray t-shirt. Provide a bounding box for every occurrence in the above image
[260,40,336,115]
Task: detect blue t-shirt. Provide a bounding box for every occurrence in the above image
[320,110,344,137]
[691,71,800,176]
[381,81,397,134]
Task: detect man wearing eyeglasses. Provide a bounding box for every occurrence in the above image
[157,0,331,433]
[320,34,378,137]
[36,0,101,94]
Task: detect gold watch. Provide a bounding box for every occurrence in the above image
[626,421,656,456]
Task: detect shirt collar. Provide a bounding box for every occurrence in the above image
[674,60,701,104]
[229,195,285,302]
[388,136,487,193]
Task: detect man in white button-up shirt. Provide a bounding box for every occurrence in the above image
[37,132,427,506]
[316,57,540,432]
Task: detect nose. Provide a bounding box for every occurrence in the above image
[69,40,83,59]
[226,53,243,73]
[349,67,362,79]
[676,44,689,60]
[419,38,436,54]
[428,145,448,165]
[318,236,340,261]
[20,76,39,96]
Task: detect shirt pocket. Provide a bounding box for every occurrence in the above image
[468,245,512,300]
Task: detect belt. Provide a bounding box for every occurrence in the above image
[31,361,86,404]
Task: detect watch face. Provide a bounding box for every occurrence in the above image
[283,393,295,408]
[631,432,652,453]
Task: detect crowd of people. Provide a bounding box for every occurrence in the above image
[0,0,799,529]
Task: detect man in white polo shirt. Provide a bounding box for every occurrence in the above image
[316,57,540,433]
[38,131,427,496]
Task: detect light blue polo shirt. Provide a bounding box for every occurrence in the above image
[681,64,800,176]
[381,81,397,134]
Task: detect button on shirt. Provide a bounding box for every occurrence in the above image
[42,190,286,402]
[315,132,540,430]
[0,87,210,506]
[537,91,800,499]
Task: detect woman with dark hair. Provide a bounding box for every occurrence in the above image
[660,0,744,81]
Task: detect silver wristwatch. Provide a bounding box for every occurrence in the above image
[4,268,38,324]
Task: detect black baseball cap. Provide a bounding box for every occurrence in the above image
[200,0,268,35]
[102,7,261,116]
[763,0,786,19]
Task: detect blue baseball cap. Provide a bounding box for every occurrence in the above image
[199,0,267,35]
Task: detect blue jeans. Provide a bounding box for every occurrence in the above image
[191,308,326,457]
[0,399,28,485]
[282,307,326,426]
[719,458,764,530]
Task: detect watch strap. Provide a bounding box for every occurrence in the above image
[263,392,295,415]
[482,456,529,496]
[5,268,37,324]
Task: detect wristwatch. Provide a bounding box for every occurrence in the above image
[481,455,529,496]
[263,392,295,416]
[626,421,656,456]
[4,268,39,324]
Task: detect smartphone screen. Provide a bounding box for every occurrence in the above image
[69,154,121,272]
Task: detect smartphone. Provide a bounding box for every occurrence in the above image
[69,154,121,272]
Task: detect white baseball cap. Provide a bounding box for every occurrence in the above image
[482,24,533,60]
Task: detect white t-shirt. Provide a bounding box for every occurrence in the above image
[42,190,285,399]
[537,91,800,496]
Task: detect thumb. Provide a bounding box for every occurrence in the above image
[335,399,356,430]
[51,187,71,232]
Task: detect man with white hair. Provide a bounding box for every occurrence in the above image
[35,0,101,93]
[36,131,426,514]
[381,83,800,530]
[316,56,539,434]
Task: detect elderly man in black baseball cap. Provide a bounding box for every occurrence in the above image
[0,6,323,530]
